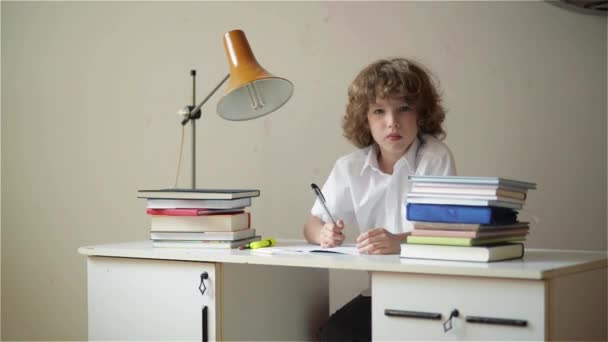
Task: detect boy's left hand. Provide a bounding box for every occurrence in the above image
[356,228,406,255]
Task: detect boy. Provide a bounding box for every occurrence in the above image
[303,58,456,340]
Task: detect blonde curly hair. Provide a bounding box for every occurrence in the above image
[342,58,446,148]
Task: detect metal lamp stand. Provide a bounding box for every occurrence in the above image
[181,70,230,189]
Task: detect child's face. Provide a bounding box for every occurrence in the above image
[367,96,418,159]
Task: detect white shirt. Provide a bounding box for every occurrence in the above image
[311,134,457,233]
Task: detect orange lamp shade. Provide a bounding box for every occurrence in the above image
[216,30,294,121]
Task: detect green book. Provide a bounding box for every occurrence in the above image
[406,235,525,247]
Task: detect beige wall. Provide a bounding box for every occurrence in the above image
[1,1,606,340]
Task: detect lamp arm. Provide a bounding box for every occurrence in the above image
[184,73,230,123]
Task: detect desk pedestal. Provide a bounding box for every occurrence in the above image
[373,268,607,340]
[88,256,329,341]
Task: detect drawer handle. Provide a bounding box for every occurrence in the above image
[465,315,528,327]
[385,309,442,320]
[201,306,208,342]
[198,272,209,296]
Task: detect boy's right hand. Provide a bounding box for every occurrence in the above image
[319,219,345,248]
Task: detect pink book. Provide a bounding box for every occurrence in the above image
[411,228,530,239]
[146,208,245,216]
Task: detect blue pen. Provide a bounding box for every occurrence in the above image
[311,183,337,225]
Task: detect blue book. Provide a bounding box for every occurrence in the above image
[406,203,518,225]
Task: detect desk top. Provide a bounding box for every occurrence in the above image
[78,240,607,280]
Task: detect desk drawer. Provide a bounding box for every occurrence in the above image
[88,257,218,341]
[372,272,545,340]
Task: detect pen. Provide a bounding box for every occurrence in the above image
[310,183,337,225]
[240,237,276,250]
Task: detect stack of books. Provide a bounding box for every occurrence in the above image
[401,176,536,262]
[137,188,262,249]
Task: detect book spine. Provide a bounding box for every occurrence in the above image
[406,204,492,224]
[147,208,245,216]
[151,234,237,241]
[149,229,254,241]
[147,208,203,216]
[411,183,529,193]
[413,222,480,230]
[411,230,478,238]
[406,198,523,210]
[406,236,472,246]
[407,193,524,204]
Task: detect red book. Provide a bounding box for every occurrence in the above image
[146,208,245,216]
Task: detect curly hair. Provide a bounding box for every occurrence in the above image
[342,58,446,148]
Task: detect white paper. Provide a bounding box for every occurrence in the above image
[250,243,360,255]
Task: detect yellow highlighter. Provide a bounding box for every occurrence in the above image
[242,237,276,250]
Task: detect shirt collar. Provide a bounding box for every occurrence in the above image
[360,136,421,175]
[403,136,421,171]
[361,145,379,174]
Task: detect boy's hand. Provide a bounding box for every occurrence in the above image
[319,219,345,248]
[356,228,406,255]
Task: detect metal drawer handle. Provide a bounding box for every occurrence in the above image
[385,309,442,320]
[201,306,208,342]
[198,272,209,296]
[465,315,528,327]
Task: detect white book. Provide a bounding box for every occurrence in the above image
[411,183,528,195]
[146,197,251,209]
[410,186,526,200]
[406,197,523,210]
[408,176,536,190]
[406,192,524,204]
[138,188,259,200]
[400,243,524,262]
[153,235,261,249]
[150,212,251,232]
[150,229,256,241]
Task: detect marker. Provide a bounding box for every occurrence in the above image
[240,237,276,250]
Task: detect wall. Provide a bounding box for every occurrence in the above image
[1,2,606,340]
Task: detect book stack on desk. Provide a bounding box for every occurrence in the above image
[401,176,536,262]
[137,188,262,248]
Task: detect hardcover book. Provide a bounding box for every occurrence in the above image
[146,208,245,216]
[138,188,260,200]
[150,212,251,232]
[410,227,529,238]
[406,203,518,224]
[406,235,526,247]
[408,176,537,190]
[146,197,251,209]
[400,243,524,262]
[412,221,529,231]
[152,235,261,249]
[410,184,527,200]
[406,192,525,204]
[150,229,256,241]
[406,197,523,210]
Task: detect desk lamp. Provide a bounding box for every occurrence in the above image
[177,29,293,188]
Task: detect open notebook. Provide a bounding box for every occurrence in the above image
[250,243,360,255]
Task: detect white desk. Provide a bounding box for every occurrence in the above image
[79,240,607,341]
